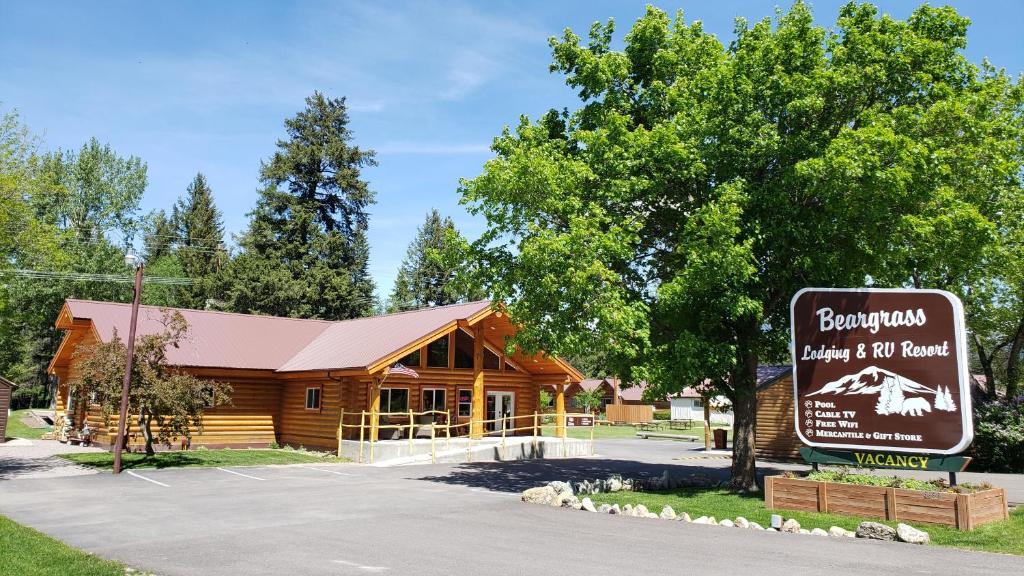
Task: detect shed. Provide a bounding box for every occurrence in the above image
[754,365,800,460]
[0,376,16,443]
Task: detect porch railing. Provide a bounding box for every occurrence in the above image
[336,409,596,464]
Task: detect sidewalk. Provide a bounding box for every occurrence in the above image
[0,439,103,481]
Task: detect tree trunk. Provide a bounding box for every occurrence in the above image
[139,408,155,456]
[729,342,759,492]
[973,333,998,399]
[1007,320,1024,400]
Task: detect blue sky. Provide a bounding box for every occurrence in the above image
[2,1,1022,300]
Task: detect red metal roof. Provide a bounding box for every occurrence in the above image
[62,299,492,372]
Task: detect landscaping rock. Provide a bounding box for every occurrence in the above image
[581,497,597,512]
[811,528,829,537]
[896,523,930,545]
[522,486,558,506]
[749,522,764,530]
[828,526,855,538]
[678,512,691,522]
[766,527,778,532]
[659,506,676,520]
[635,504,650,517]
[609,504,621,515]
[556,492,581,509]
[798,528,810,534]
[707,516,717,526]
[645,512,659,519]
[607,476,623,492]
[692,516,710,524]
[597,504,612,514]
[622,504,634,516]
[781,518,801,534]
[856,522,898,541]
[735,517,750,529]
[719,519,734,528]
[548,481,573,495]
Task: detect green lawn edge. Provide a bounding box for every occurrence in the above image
[5,409,53,440]
[0,515,127,576]
[589,488,1023,556]
[59,448,349,470]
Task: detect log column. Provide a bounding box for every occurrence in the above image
[555,380,566,438]
[470,325,485,439]
[369,376,382,442]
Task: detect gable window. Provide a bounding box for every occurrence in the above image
[305,387,322,410]
[427,335,449,368]
[457,388,472,417]
[397,349,421,367]
[381,388,409,413]
[453,329,474,368]
[483,347,500,370]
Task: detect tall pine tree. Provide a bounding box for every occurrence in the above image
[225,92,376,319]
[173,173,225,308]
[388,209,483,311]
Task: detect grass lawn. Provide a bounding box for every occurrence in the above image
[4,409,52,440]
[589,487,1024,556]
[60,448,349,470]
[0,515,127,576]
[540,423,710,440]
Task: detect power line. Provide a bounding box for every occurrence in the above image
[0,268,194,286]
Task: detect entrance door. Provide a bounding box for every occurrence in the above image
[486,392,514,433]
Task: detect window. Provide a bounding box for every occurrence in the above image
[201,385,217,409]
[381,388,409,413]
[427,335,449,368]
[453,329,474,368]
[458,388,472,417]
[423,389,446,413]
[483,347,500,370]
[505,361,519,372]
[305,387,322,410]
[397,349,421,367]
[693,398,703,408]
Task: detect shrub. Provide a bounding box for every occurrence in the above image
[268,441,280,449]
[653,410,671,420]
[971,397,1024,473]
[806,469,991,493]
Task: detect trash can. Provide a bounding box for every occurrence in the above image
[713,428,728,450]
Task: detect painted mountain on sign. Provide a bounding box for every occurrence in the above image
[806,366,954,417]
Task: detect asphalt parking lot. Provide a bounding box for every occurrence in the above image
[2,438,1022,575]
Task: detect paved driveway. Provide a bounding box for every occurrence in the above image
[0,439,102,481]
[2,442,1021,576]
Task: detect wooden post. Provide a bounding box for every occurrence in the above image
[446,410,451,449]
[555,380,566,438]
[470,325,485,439]
[369,377,382,442]
[885,488,898,521]
[430,421,436,464]
[408,408,414,455]
[358,411,365,464]
[337,409,345,458]
[765,476,775,509]
[590,416,595,455]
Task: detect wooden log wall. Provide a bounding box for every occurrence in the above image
[755,375,801,460]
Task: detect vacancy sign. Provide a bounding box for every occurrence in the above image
[790,288,973,455]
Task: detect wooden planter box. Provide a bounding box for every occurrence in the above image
[765,476,1009,531]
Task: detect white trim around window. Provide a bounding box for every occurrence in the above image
[380,387,409,413]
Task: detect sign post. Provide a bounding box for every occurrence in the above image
[790,288,974,472]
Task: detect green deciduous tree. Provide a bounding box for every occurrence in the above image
[73,311,231,455]
[388,209,484,311]
[455,3,1023,489]
[222,92,376,319]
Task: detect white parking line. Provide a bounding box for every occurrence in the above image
[303,466,354,476]
[126,470,169,487]
[216,467,266,481]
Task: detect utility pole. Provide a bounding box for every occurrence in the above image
[112,253,144,475]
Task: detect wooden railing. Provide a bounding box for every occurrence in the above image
[336,409,595,464]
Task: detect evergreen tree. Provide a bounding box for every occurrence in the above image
[224,92,376,319]
[173,173,225,308]
[388,209,483,311]
[142,209,176,261]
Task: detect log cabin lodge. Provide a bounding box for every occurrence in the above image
[48,299,584,451]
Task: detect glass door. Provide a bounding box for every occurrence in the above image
[486,392,514,433]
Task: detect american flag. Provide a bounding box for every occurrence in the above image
[388,363,419,378]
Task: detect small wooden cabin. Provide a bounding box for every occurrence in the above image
[48,299,583,451]
[754,365,801,460]
[0,376,16,442]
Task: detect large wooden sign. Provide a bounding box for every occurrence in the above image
[790,288,973,455]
